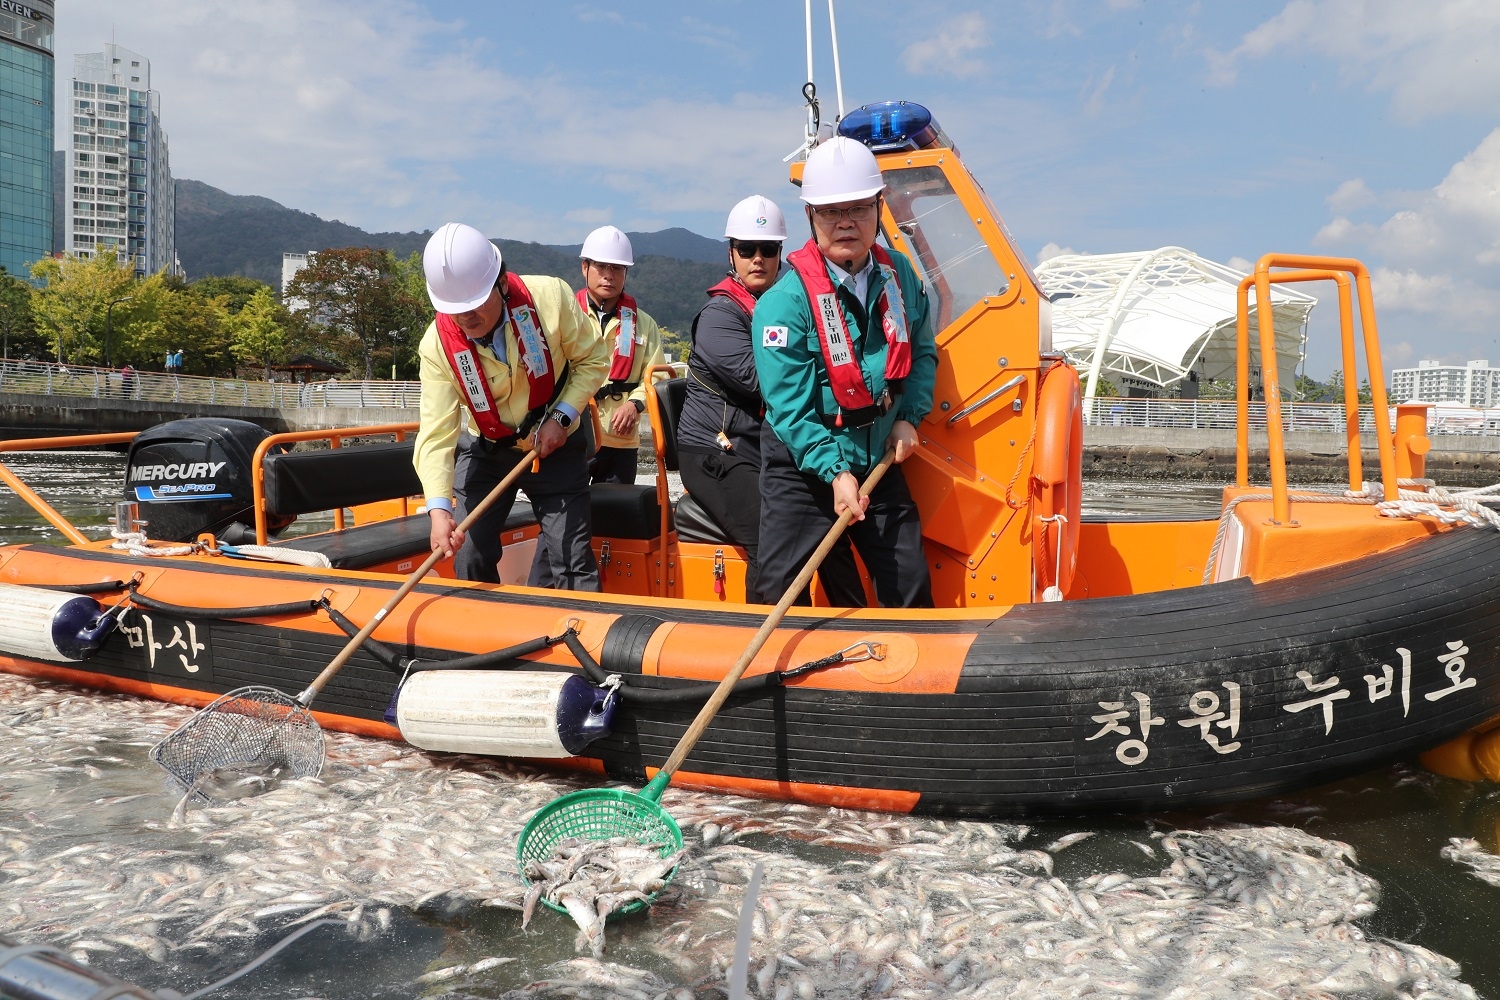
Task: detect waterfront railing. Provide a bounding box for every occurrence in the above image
[0,360,421,409]
[1083,396,1500,436]
[1,359,1495,435]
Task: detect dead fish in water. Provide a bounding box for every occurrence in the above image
[1044,831,1096,853]
[523,836,687,957]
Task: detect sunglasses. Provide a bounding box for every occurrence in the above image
[732,241,783,260]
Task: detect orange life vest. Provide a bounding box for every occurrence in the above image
[784,239,911,424]
[434,273,557,441]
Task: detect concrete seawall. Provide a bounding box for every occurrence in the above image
[1083,426,1499,485]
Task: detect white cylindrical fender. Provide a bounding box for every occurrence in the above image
[397,670,614,758]
[0,583,113,662]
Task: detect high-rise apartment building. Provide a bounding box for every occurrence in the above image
[0,0,54,279]
[65,43,176,278]
[1390,359,1500,408]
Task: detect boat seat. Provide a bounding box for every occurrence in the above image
[652,377,687,473]
[674,492,734,545]
[274,501,536,571]
[263,440,422,516]
[590,483,667,542]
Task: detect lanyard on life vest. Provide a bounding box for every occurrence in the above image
[578,290,640,385]
[785,239,911,418]
[435,274,557,440]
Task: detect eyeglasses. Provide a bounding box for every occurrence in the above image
[810,201,879,224]
[732,241,783,260]
[585,260,627,274]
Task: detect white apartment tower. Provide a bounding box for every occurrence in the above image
[65,43,176,278]
[1390,359,1500,408]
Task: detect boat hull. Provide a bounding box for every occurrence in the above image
[1,526,1497,818]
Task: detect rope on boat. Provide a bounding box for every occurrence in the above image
[127,590,326,620]
[109,528,197,558]
[19,579,127,594]
[1203,478,1500,584]
[1373,480,1500,532]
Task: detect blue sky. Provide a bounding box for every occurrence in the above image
[54,1,1500,376]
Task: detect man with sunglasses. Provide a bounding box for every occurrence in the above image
[577,226,667,485]
[751,137,937,608]
[678,196,861,605]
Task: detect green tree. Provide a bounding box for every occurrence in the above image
[191,274,273,316]
[390,251,432,380]
[286,247,416,380]
[659,326,690,364]
[227,287,289,379]
[30,249,138,365]
[0,268,45,361]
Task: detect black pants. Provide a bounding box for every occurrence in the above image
[453,427,599,590]
[757,433,933,609]
[681,447,864,606]
[590,445,639,485]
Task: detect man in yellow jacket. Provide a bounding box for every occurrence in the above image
[415,222,609,588]
[576,226,667,484]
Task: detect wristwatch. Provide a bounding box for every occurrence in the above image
[631,399,646,413]
[550,409,572,428]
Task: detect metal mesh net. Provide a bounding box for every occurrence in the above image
[149,685,325,798]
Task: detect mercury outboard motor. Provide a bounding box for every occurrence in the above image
[123,418,270,543]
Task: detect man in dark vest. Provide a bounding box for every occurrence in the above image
[414,222,610,589]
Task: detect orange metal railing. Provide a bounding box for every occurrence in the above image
[1235,255,1396,524]
[642,363,679,598]
[0,432,141,545]
[251,423,419,543]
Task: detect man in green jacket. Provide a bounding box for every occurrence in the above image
[750,136,937,608]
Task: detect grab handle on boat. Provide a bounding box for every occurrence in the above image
[947,373,1026,425]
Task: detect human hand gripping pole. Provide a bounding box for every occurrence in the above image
[515,447,897,918]
[295,447,539,707]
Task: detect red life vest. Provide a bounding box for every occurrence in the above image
[577,290,641,384]
[707,275,757,317]
[785,239,911,417]
[435,273,556,440]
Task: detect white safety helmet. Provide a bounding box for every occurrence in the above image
[580,226,634,267]
[800,136,885,206]
[424,222,502,314]
[724,195,788,241]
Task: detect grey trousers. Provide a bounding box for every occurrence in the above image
[453,427,600,591]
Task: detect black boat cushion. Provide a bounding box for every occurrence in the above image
[275,502,537,571]
[673,492,734,545]
[651,377,687,473]
[263,441,423,517]
[591,483,667,541]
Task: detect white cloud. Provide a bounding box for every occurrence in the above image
[901,13,991,78]
[1226,256,1253,273]
[1037,242,1078,261]
[1327,179,1375,214]
[1207,1,1500,121]
[564,208,615,226]
[1081,65,1116,117]
[574,5,623,24]
[1310,127,1500,337]
[54,0,798,241]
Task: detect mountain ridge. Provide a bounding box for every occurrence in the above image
[173,179,728,330]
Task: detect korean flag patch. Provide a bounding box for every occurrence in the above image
[762,325,788,348]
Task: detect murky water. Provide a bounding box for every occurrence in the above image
[3,451,1500,999]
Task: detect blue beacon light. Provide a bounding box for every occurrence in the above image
[837,101,945,152]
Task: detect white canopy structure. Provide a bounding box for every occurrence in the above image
[1034,247,1318,406]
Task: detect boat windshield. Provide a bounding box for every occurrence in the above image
[881,165,1010,332]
